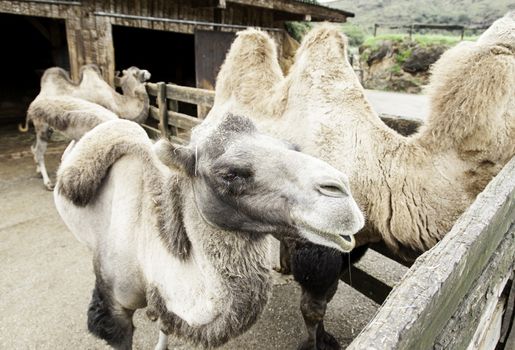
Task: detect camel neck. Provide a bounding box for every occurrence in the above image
[144,172,271,348]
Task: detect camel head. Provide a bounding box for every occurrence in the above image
[122,66,152,83]
[156,113,364,252]
[120,66,151,97]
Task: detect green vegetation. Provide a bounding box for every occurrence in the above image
[325,0,513,32]
[362,33,477,49]
[284,21,313,42]
[340,23,366,46]
[395,48,412,65]
[390,64,402,74]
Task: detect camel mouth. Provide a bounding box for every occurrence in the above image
[294,218,356,252]
[341,234,353,242]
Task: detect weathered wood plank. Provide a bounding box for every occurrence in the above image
[149,106,201,131]
[140,123,161,140]
[168,84,215,107]
[434,225,514,349]
[168,110,201,130]
[156,82,170,137]
[146,83,215,106]
[500,279,515,345]
[348,156,515,350]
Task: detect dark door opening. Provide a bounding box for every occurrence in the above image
[0,14,68,125]
[112,26,196,115]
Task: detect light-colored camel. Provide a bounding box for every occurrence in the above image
[206,12,515,349]
[53,114,364,349]
[20,64,151,125]
[77,65,151,123]
[212,13,515,257]
[20,64,150,190]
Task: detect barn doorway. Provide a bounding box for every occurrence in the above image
[112,25,196,115]
[0,13,68,126]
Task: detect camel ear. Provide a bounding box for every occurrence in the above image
[122,69,128,76]
[154,139,196,176]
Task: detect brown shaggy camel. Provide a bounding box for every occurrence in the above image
[206,12,515,349]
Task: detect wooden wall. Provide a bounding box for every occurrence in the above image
[0,0,285,86]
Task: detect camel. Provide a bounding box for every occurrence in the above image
[77,65,151,123]
[206,12,515,349]
[19,64,151,126]
[53,113,364,349]
[20,64,151,190]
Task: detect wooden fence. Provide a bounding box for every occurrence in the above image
[125,80,515,349]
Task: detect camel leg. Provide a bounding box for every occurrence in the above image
[154,330,168,350]
[31,124,54,190]
[291,243,343,350]
[87,278,135,350]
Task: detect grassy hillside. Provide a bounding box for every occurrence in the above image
[325,0,514,32]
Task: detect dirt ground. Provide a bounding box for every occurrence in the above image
[0,123,406,349]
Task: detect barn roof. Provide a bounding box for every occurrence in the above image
[226,0,354,22]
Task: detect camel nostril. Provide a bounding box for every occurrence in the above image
[317,182,348,198]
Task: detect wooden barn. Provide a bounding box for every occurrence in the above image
[0,0,352,124]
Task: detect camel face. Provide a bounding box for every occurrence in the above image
[165,114,364,252]
[122,66,152,83]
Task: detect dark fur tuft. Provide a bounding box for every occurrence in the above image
[291,243,369,296]
[87,282,132,347]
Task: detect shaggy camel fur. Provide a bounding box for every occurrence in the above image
[207,13,514,349]
[77,65,151,123]
[54,115,364,349]
[20,64,150,189]
[26,96,118,190]
[19,64,150,125]
[213,15,515,256]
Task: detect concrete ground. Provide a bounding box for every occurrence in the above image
[0,119,406,349]
[365,89,429,120]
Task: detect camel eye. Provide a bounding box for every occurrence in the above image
[220,167,253,183]
[221,172,239,182]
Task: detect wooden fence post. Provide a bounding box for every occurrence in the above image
[157,82,170,138]
[168,98,179,137]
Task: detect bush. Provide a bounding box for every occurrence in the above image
[341,23,366,47]
[285,22,313,42]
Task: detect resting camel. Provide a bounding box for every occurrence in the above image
[208,12,515,349]
[54,114,364,349]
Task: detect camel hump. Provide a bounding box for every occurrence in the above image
[299,23,349,55]
[56,120,152,206]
